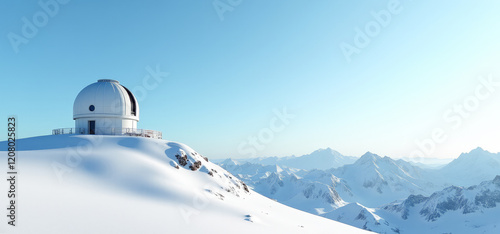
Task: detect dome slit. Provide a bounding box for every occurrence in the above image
[121,85,137,116]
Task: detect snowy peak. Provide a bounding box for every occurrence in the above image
[439,147,500,186]
[470,146,488,154]
[355,152,383,165]
[270,147,357,170]
[494,175,500,185]
[309,147,343,157]
[293,148,357,170]
[220,158,239,166]
[454,147,497,161]
[332,151,431,207]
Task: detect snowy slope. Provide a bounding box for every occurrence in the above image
[0,135,369,234]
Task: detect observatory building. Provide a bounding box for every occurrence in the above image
[73,79,139,134]
[53,79,161,139]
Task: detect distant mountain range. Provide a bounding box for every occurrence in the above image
[219,158,346,215]
[228,148,357,170]
[218,147,500,233]
[329,152,438,207]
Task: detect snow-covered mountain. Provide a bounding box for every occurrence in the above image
[437,147,500,187]
[218,148,500,233]
[219,152,440,222]
[319,176,500,234]
[380,175,500,233]
[330,152,437,207]
[253,170,347,215]
[219,160,347,215]
[233,148,357,170]
[1,135,368,234]
[222,151,441,208]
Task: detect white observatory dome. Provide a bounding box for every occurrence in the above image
[73,79,139,134]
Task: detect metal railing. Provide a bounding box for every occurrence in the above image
[52,127,162,139]
[52,128,85,135]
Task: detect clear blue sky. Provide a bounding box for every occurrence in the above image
[1,1,500,159]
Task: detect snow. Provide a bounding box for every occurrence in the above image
[0,135,368,234]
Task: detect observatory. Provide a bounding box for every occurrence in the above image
[53,79,161,139]
[73,79,139,134]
